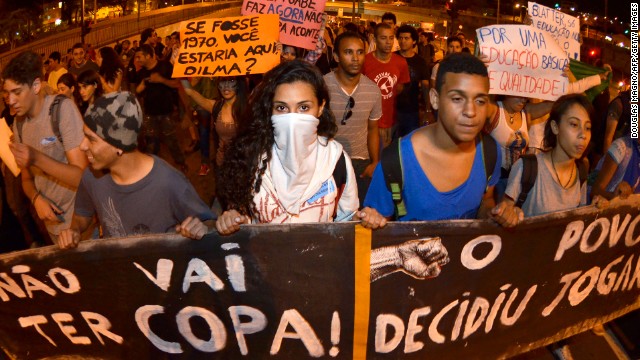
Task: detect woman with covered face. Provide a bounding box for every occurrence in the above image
[214,60,385,234]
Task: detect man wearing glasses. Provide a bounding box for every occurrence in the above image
[324,31,382,206]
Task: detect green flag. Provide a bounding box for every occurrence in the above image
[568,58,611,102]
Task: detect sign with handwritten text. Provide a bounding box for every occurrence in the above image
[172,14,281,78]
[241,0,327,50]
[0,197,638,359]
[476,24,569,101]
[528,2,580,60]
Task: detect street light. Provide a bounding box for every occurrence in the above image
[513,3,520,22]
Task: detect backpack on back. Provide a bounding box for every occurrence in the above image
[380,133,498,219]
[514,155,588,208]
[331,151,347,219]
[16,94,67,146]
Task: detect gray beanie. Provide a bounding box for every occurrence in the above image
[84,91,142,152]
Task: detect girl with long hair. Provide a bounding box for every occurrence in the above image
[184,76,248,176]
[96,46,125,93]
[56,73,82,107]
[215,60,384,234]
[77,70,104,115]
[492,94,608,227]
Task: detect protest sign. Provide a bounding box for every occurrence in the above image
[528,2,581,60]
[476,24,570,101]
[241,0,327,50]
[0,196,638,359]
[0,119,19,177]
[172,14,280,78]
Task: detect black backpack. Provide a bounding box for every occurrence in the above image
[380,133,498,219]
[331,151,347,219]
[16,94,67,145]
[514,155,588,208]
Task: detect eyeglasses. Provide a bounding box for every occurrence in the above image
[341,96,355,125]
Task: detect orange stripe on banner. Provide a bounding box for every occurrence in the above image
[353,225,371,359]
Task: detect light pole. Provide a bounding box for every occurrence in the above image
[352,0,356,23]
[513,3,520,22]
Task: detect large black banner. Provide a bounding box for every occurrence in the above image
[0,196,638,359]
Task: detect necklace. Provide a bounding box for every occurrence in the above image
[551,152,575,189]
[506,110,516,124]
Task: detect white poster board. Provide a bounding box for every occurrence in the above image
[528,2,581,60]
[0,118,20,177]
[476,24,569,101]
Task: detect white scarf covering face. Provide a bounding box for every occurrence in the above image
[269,112,324,215]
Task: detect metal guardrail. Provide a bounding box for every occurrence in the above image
[0,1,242,70]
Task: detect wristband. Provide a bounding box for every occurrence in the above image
[31,191,41,205]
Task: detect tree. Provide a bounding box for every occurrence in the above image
[0,9,40,49]
[61,0,82,25]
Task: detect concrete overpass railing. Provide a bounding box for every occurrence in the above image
[0,1,241,70]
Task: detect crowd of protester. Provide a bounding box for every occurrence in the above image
[0,11,636,252]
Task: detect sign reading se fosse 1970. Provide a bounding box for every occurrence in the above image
[172,15,280,78]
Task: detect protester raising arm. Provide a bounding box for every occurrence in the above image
[183,84,216,114]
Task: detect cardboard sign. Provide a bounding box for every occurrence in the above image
[528,2,581,60]
[241,0,327,50]
[0,197,638,359]
[172,14,281,78]
[0,118,19,176]
[476,24,570,101]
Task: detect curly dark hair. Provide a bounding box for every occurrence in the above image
[216,60,337,216]
[2,51,43,86]
[397,24,418,44]
[543,94,594,149]
[98,46,124,87]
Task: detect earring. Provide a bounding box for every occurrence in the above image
[116,150,123,156]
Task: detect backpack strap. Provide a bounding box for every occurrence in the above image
[381,138,406,219]
[48,94,67,146]
[332,151,347,219]
[515,154,538,208]
[16,117,24,143]
[480,133,498,188]
[333,151,347,192]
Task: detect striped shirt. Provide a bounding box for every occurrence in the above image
[324,71,382,160]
